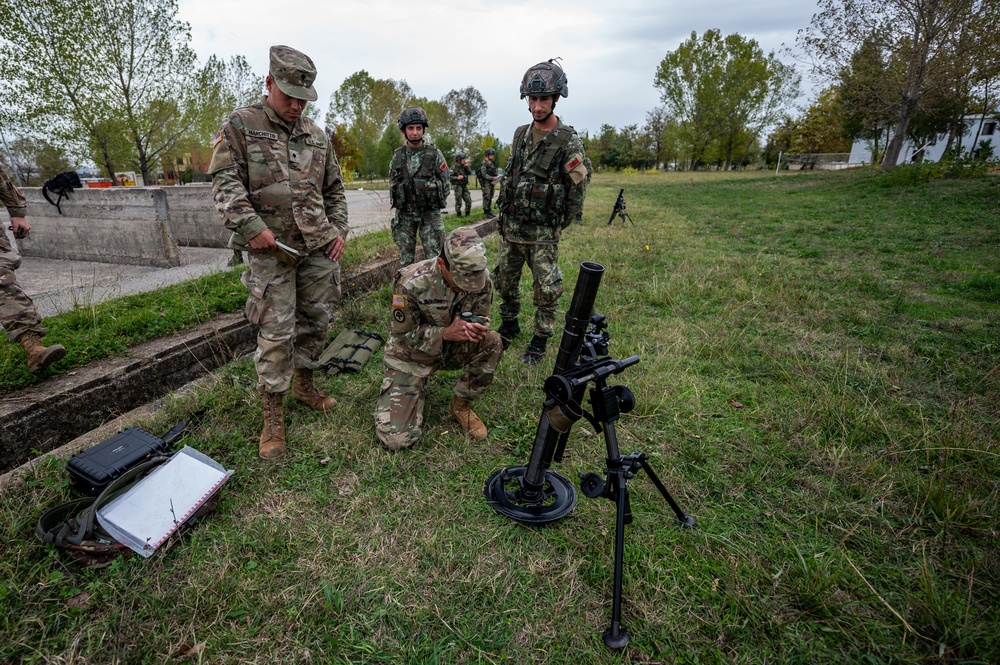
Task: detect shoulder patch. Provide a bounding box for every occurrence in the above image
[440,161,447,171]
[247,129,278,140]
[212,131,222,148]
[392,294,405,308]
[565,156,581,171]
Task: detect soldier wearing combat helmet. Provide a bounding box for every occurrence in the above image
[476,147,499,217]
[450,152,473,218]
[495,59,588,365]
[209,45,350,461]
[375,228,504,450]
[389,106,451,266]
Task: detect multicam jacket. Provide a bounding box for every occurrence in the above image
[389,143,451,212]
[208,97,349,252]
[497,118,587,244]
[0,167,27,218]
[384,257,492,377]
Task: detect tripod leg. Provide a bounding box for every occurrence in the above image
[603,470,630,649]
[641,460,696,528]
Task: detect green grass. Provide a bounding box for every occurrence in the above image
[0,209,487,393]
[1,170,997,663]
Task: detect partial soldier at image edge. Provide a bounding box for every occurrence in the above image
[0,165,67,373]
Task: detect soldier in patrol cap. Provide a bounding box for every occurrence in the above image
[495,59,588,365]
[0,165,67,373]
[209,45,350,461]
[375,227,504,450]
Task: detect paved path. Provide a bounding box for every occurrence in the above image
[9,188,482,319]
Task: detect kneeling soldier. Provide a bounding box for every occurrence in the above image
[375,228,503,450]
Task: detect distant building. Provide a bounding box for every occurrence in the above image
[849,114,998,165]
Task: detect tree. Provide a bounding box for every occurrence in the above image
[440,86,488,153]
[654,30,799,170]
[0,0,235,183]
[797,0,1000,169]
[325,70,412,177]
[643,106,671,169]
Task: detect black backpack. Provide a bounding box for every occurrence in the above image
[42,171,83,215]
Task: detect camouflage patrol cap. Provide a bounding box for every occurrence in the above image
[520,59,568,99]
[269,45,318,102]
[443,228,488,291]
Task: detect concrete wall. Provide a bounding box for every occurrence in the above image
[4,187,181,268]
[161,185,231,249]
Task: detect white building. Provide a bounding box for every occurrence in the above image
[849,114,998,164]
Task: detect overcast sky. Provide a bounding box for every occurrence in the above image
[177,0,823,140]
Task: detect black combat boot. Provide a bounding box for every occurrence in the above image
[521,335,547,366]
[496,320,521,350]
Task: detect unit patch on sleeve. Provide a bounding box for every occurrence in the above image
[392,308,406,323]
[565,155,582,172]
[392,294,405,308]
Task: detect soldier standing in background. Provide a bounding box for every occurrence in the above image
[209,45,349,461]
[450,153,473,218]
[375,228,503,450]
[0,166,67,373]
[389,107,450,266]
[477,147,498,217]
[495,59,588,365]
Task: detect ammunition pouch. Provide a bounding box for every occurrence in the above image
[318,329,385,375]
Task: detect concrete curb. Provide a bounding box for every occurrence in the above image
[0,218,497,480]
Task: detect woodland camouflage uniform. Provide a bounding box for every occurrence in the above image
[376,228,503,450]
[476,152,499,216]
[209,49,349,397]
[450,157,473,217]
[389,142,450,266]
[496,118,587,341]
[0,166,45,343]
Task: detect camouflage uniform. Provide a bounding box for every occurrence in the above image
[389,143,450,266]
[450,159,473,217]
[477,155,498,215]
[0,167,45,343]
[496,119,588,339]
[209,90,348,395]
[375,229,503,450]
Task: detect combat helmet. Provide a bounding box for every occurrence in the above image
[520,59,568,99]
[398,106,429,130]
[484,148,495,156]
[456,152,467,161]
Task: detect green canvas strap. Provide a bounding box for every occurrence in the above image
[319,329,385,375]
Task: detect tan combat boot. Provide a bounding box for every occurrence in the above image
[259,391,287,460]
[18,332,67,373]
[291,368,337,411]
[448,396,488,441]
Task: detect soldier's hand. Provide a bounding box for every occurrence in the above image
[444,315,489,343]
[11,217,30,239]
[248,228,277,251]
[325,235,345,261]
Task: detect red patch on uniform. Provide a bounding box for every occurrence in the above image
[440,162,447,171]
[565,156,581,171]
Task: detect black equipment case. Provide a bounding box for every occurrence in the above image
[66,422,187,495]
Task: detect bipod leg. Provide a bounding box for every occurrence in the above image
[636,453,696,528]
[602,457,632,649]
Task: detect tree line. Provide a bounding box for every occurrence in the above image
[2,0,997,182]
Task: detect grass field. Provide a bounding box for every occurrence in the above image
[1,169,997,663]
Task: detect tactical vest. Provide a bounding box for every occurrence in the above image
[390,144,447,211]
[499,123,575,228]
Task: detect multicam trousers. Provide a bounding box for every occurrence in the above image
[0,231,43,342]
[242,248,341,394]
[374,331,503,450]
[392,209,445,267]
[495,238,564,339]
